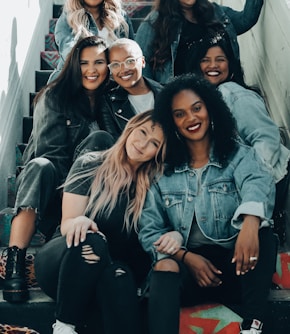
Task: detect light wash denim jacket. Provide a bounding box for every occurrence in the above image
[135,0,264,84]
[219,81,290,183]
[139,144,275,261]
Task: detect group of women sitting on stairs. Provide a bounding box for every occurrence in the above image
[3,1,286,334]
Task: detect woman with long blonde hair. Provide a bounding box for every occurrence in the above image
[49,0,134,82]
[34,110,166,334]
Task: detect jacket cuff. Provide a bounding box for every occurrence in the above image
[231,201,272,229]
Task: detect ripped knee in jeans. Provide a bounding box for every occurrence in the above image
[81,244,101,264]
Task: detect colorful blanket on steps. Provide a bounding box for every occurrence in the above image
[0,324,39,334]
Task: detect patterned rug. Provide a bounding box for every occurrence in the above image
[0,324,39,334]
[272,251,290,288]
[180,303,242,334]
[0,253,38,289]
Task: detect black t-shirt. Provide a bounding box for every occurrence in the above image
[64,152,151,285]
[174,20,206,76]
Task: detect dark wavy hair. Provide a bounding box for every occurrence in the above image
[151,0,222,69]
[192,30,261,95]
[153,73,238,168]
[34,36,110,119]
[191,30,246,86]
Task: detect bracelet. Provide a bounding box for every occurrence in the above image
[181,250,189,263]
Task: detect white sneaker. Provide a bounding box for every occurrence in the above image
[52,320,78,334]
[240,319,263,333]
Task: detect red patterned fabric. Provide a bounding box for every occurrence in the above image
[180,303,242,334]
[123,0,152,16]
[272,252,290,288]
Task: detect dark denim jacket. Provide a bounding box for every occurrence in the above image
[99,77,163,141]
[23,92,97,183]
[135,0,264,84]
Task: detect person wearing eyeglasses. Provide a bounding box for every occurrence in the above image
[99,38,163,141]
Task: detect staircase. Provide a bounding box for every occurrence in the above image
[0,1,290,333]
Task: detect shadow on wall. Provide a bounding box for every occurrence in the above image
[0,17,21,210]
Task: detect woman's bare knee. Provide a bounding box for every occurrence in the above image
[154,258,179,272]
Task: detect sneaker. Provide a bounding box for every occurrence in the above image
[240,319,263,333]
[52,320,78,334]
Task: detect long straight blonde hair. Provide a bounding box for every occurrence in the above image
[64,0,129,42]
[65,110,166,232]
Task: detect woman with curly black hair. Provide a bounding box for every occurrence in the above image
[193,31,290,245]
[138,74,277,334]
[135,0,264,84]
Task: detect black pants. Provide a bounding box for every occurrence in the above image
[148,227,277,334]
[14,130,114,240]
[273,163,290,244]
[34,232,140,334]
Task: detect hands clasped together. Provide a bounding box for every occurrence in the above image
[153,215,260,288]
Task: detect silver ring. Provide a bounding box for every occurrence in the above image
[249,256,258,262]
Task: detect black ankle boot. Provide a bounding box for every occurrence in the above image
[3,246,29,302]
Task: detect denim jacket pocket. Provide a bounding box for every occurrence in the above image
[208,181,240,220]
[162,194,184,223]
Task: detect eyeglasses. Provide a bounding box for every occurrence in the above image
[108,57,142,73]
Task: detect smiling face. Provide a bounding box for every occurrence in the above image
[80,45,108,91]
[83,0,103,8]
[108,43,145,93]
[125,120,164,170]
[179,0,197,9]
[200,46,230,86]
[171,89,210,144]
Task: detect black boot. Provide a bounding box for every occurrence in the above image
[3,246,29,302]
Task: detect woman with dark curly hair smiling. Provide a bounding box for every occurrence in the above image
[138,74,277,334]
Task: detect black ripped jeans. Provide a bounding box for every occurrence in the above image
[34,232,140,333]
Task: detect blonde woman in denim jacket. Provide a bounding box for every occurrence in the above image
[138,74,277,334]
[48,0,134,82]
[135,0,264,84]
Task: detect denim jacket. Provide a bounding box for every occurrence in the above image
[219,81,290,183]
[138,144,275,261]
[135,0,264,84]
[49,10,134,82]
[99,77,163,141]
[23,92,97,183]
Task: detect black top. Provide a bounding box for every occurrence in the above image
[64,152,151,285]
[174,20,206,76]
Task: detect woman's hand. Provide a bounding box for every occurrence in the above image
[153,231,183,255]
[65,216,99,248]
[232,215,260,275]
[185,251,222,287]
